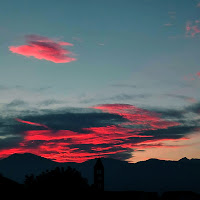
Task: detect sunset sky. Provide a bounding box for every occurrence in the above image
[0,0,200,163]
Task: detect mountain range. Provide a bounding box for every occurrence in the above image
[0,153,199,193]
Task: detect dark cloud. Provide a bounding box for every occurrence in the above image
[0,117,24,150]
[149,101,200,121]
[186,102,200,114]
[15,111,127,132]
[150,108,185,119]
[6,99,27,108]
[0,135,22,150]
[139,126,195,138]
[37,99,63,106]
[0,84,23,91]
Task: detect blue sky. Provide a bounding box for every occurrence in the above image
[0,0,199,108]
[0,0,200,162]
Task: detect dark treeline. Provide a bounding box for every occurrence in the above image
[24,166,90,192]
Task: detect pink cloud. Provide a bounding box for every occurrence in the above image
[186,21,200,37]
[9,34,76,63]
[184,74,195,81]
[184,72,200,82]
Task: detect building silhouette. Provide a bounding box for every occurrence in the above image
[94,158,104,191]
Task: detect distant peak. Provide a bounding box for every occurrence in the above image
[4,153,46,161]
[8,153,36,158]
[148,158,159,161]
[147,158,161,162]
[179,157,189,161]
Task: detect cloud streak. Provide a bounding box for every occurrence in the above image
[9,34,76,63]
[15,118,49,129]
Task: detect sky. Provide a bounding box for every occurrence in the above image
[0,0,200,163]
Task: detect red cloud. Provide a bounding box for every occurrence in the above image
[0,104,184,163]
[0,129,126,162]
[92,104,180,129]
[9,35,76,63]
[197,72,200,77]
[15,118,49,129]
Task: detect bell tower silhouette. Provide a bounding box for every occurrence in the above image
[94,158,104,191]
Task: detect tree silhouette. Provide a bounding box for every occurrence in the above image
[24,166,90,192]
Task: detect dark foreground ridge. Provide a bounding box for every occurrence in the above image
[1,166,199,199]
[0,153,200,199]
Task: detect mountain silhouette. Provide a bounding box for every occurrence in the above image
[0,153,199,193]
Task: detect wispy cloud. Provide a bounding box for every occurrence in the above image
[9,34,76,63]
[186,20,200,37]
[184,72,200,81]
[163,23,174,27]
[168,11,176,16]
[184,74,195,81]
[166,94,197,103]
[108,94,150,101]
[110,83,137,88]
[163,11,176,27]
[97,42,105,46]
[5,99,27,108]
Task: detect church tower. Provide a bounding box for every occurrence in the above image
[94,158,104,191]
